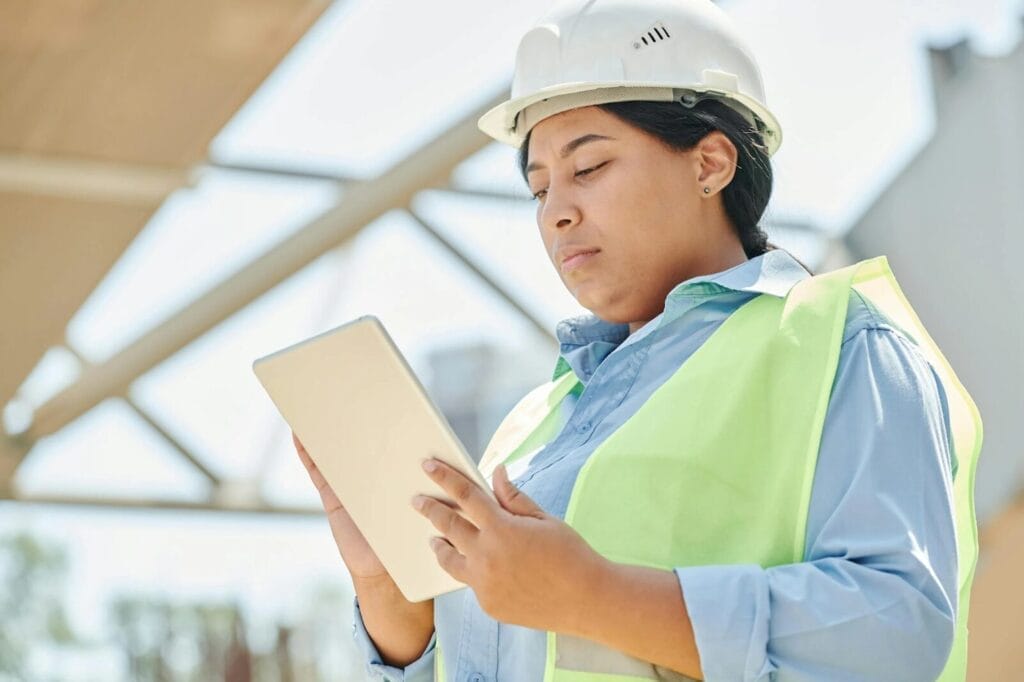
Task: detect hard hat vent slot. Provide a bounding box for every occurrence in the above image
[634,22,671,49]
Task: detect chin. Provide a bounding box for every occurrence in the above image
[572,284,632,323]
[577,301,627,325]
[579,299,646,327]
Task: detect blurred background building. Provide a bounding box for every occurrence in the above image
[1,1,1021,679]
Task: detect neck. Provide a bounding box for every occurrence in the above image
[627,241,750,336]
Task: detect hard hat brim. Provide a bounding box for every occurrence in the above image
[477,81,782,158]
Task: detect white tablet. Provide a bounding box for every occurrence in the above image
[252,315,495,602]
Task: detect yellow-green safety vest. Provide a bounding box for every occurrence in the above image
[433,255,982,682]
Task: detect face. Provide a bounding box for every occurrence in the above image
[525,105,743,333]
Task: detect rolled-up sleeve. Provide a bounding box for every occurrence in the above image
[675,325,959,681]
[352,596,437,682]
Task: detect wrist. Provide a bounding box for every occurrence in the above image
[564,550,618,638]
[354,574,435,668]
[352,571,400,597]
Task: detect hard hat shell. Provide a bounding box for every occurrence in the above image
[477,0,783,157]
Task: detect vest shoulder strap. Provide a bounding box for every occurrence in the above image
[477,370,580,477]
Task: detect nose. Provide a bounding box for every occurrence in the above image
[539,185,582,232]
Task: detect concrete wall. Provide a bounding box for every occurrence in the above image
[844,29,1024,524]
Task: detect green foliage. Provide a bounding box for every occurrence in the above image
[107,580,365,682]
[0,531,78,678]
[0,529,370,681]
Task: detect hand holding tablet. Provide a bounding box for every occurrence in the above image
[253,315,495,602]
[291,430,390,581]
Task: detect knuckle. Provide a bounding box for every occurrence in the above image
[442,511,457,535]
[426,506,444,530]
[453,480,473,503]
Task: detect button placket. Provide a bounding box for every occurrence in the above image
[518,336,651,484]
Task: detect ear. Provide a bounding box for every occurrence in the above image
[695,130,738,194]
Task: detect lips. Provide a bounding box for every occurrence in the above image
[559,247,600,273]
[558,246,600,266]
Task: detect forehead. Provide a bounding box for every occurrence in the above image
[526,106,627,158]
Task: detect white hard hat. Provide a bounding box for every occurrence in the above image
[477,0,783,157]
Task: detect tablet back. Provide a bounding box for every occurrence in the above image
[253,315,493,602]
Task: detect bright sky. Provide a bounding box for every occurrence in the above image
[2,0,1021,678]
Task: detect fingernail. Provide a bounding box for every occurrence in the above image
[422,459,437,473]
[412,496,426,510]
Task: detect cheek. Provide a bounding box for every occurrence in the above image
[595,173,658,228]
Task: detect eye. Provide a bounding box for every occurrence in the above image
[530,162,608,201]
[575,162,606,177]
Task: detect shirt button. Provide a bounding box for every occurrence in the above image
[468,674,485,682]
[576,420,592,434]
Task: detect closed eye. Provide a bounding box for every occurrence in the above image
[530,162,608,201]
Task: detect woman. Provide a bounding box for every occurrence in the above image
[294,1,982,680]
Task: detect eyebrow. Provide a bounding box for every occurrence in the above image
[525,134,616,175]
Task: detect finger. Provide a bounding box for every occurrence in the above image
[292,434,342,514]
[413,495,479,553]
[295,441,326,487]
[292,432,325,485]
[293,432,317,473]
[422,459,500,529]
[493,464,545,518]
[429,536,469,583]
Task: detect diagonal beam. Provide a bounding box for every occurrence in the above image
[125,398,222,487]
[22,89,508,449]
[0,153,196,206]
[206,160,357,185]
[56,344,223,488]
[1,494,322,517]
[405,210,557,347]
[442,185,534,203]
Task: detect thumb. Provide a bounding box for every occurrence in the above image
[493,464,545,518]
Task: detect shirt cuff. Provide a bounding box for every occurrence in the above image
[352,595,437,682]
[675,564,775,682]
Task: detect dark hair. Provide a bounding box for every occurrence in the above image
[516,98,813,273]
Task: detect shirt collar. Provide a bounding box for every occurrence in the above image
[552,248,812,382]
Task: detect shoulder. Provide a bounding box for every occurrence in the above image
[839,288,943,394]
[841,287,905,345]
[832,288,957,475]
[836,287,944,409]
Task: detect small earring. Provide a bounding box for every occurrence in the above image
[703,187,710,194]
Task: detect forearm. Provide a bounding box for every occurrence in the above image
[566,557,704,680]
[675,558,956,681]
[354,574,435,668]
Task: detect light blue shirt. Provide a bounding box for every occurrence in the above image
[352,249,959,681]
